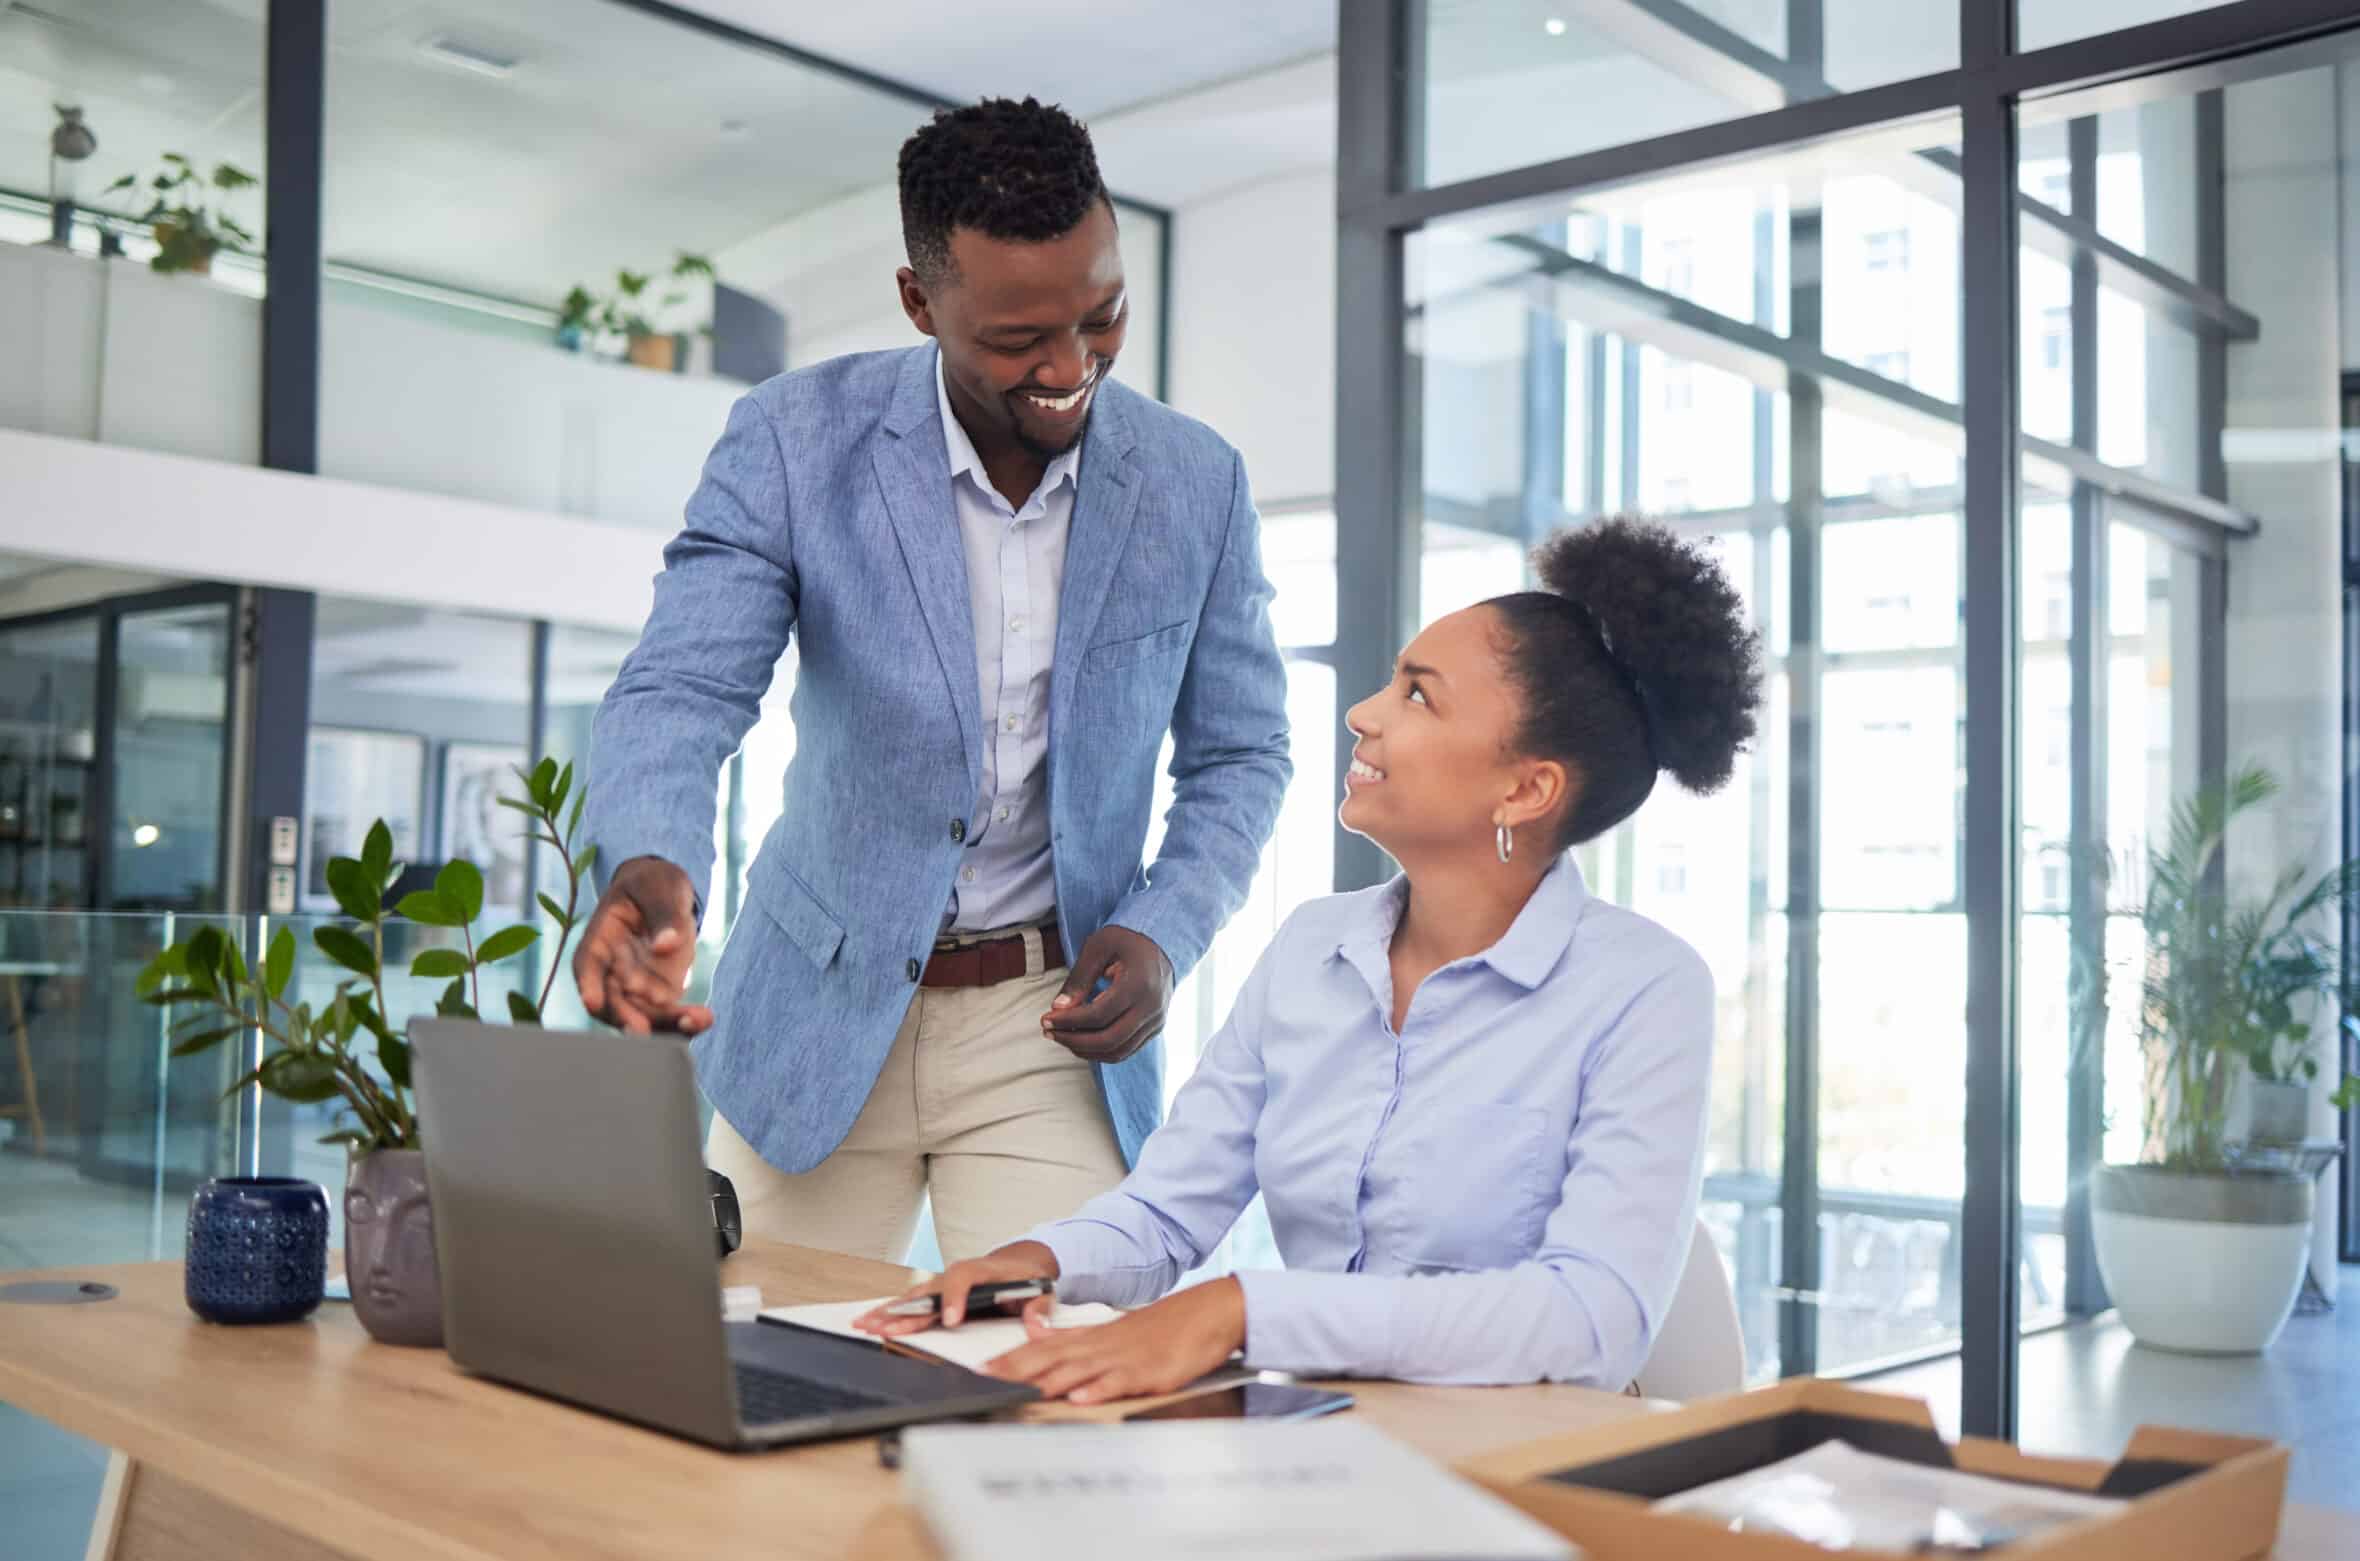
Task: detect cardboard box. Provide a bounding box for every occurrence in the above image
[1457,1379,2287,1560]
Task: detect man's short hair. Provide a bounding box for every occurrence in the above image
[898,96,1110,285]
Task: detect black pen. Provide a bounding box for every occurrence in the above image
[880,1278,1054,1318]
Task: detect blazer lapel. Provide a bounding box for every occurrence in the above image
[873,347,981,788]
[1051,387,1144,733]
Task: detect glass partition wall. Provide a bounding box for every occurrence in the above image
[1341,0,2360,1451]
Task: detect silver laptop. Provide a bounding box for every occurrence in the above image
[409,1018,1039,1449]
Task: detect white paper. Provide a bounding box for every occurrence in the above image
[1655,1439,2124,1552]
[902,1419,1578,1561]
[757,1295,1122,1373]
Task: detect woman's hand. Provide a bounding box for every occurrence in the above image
[982,1276,1246,1405]
[853,1241,1059,1335]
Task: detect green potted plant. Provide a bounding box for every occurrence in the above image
[556,251,715,370]
[140,759,597,1347]
[2090,765,2360,1354]
[102,153,257,275]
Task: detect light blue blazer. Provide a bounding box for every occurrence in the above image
[584,345,1292,1173]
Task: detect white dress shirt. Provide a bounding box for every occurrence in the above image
[937,352,1080,932]
[1028,854,1716,1387]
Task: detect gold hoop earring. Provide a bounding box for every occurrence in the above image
[1496,822,1514,864]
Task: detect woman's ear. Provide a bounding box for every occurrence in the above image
[1502,758,1572,833]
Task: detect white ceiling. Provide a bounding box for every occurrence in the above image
[669,0,1335,121]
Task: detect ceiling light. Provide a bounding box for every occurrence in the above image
[417,33,520,80]
[131,823,160,847]
[1545,17,1567,35]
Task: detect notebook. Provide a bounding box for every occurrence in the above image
[757,1296,1124,1374]
[899,1419,1579,1561]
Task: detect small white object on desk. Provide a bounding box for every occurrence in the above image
[721,1285,762,1323]
[900,1419,1577,1561]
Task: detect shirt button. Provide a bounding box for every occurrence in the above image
[949,818,966,843]
[1009,616,1025,632]
[905,958,922,983]
[996,807,1010,822]
[1004,714,1019,732]
[961,867,977,883]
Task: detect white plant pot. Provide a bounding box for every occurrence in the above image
[2091,1165,2312,1354]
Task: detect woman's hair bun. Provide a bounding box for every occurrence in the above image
[1531,517,1762,796]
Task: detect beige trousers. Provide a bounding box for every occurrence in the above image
[705,946,1128,1266]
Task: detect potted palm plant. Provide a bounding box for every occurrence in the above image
[102,153,257,275]
[140,760,597,1347]
[2090,766,2360,1354]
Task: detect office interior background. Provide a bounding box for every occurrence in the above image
[6,0,2360,1547]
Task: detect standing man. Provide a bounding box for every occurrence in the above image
[574,98,1290,1265]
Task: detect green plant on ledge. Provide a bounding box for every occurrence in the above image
[102,154,257,275]
[136,759,599,1154]
[556,252,715,359]
[2109,764,2360,1169]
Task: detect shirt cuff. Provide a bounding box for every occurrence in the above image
[1235,1268,1389,1378]
[1030,1218,1168,1309]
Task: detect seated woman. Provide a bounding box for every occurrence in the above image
[858,518,1763,1402]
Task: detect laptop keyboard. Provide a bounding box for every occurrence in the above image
[734,1363,892,1426]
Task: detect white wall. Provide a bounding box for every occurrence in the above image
[0,427,663,633]
[1167,169,1336,505]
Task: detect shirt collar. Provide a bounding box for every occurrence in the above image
[1335,852,1590,992]
[935,348,1081,504]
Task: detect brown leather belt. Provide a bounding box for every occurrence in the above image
[922,922,1066,989]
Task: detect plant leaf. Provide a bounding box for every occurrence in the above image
[363,820,395,882]
[318,1129,374,1150]
[141,987,215,1008]
[260,1050,342,1105]
[184,928,225,994]
[437,978,475,1019]
[531,755,559,807]
[325,856,381,924]
[567,788,586,845]
[378,1034,412,1090]
[436,859,485,924]
[169,1024,243,1058]
[538,892,569,925]
[264,927,296,1001]
[396,890,467,927]
[573,844,599,883]
[314,925,378,979]
[507,991,541,1024]
[410,948,471,980]
[476,925,539,965]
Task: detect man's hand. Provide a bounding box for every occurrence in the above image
[572,856,713,1036]
[1042,926,1172,1064]
[982,1277,1246,1405]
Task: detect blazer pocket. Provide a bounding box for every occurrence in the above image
[750,858,846,972]
[1082,620,1190,675]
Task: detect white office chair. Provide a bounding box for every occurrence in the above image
[1631,1219,1747,1402]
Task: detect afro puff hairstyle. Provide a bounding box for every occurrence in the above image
[898,96,1110,284]
[1488,517,1764,849]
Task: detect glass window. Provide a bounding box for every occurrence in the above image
[0,618,101,912]
[0,0,267,461]
[1418,2,1958,190]
[2017,1,2241,54]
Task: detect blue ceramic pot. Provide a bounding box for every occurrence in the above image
[184,1177,329,1325]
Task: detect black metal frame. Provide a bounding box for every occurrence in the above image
[1334,0,2344,1441]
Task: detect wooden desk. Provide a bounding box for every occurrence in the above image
[2,1242,2351,1561]
[0,1241,1646,1561]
